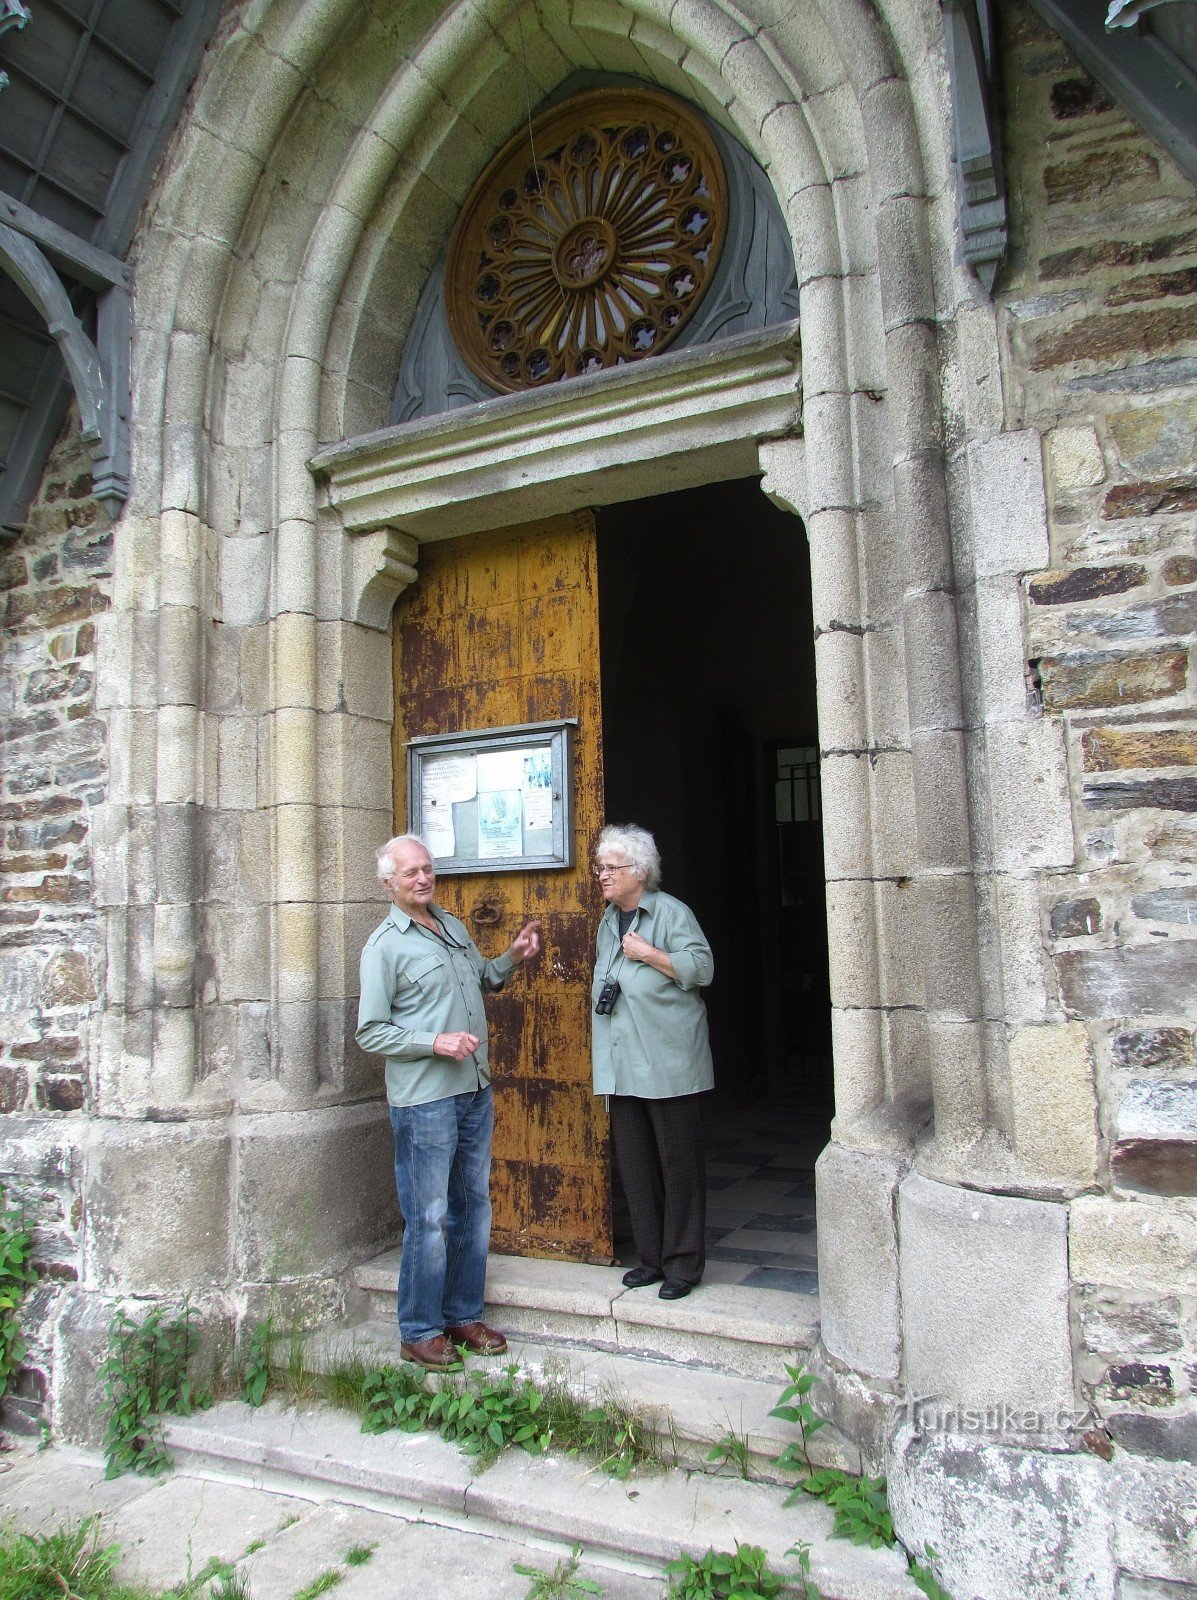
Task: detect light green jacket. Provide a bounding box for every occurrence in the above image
[356,904,514,1107]
[590,889,714,1099]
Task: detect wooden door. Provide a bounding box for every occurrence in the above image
[392,512,611,1262]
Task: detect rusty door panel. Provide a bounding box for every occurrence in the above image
[392,513,611,1262]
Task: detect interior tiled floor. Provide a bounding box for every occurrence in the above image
[612,1084,830,1296]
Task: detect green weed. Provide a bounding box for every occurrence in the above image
[665,1543,783,1600]
[769,1362,825,1481]
[99,1304,210,1477]
[343,1545,375,1568]
[705,1418,754,1479]
[0,1518,150,1600]
[241,1317,274,1409]
[0,1184,38,1408]
[783,1541,823,1600]
[291,1571,342,1600]
[795,1469,893,1548]
[907,1544,953,1600]
[513,1543,603,1598]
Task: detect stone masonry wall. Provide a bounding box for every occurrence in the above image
[0,412,112,1425]
[999,0,1197,1486]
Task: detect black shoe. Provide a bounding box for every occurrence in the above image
[658,1277,695,1300]
[622,1265,664,1289]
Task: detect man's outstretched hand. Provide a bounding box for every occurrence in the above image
[507,921,542,965]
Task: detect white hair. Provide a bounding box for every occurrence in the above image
[596,823,661,890]
[376,833,430,884]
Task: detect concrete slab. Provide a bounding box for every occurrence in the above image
[108,1472,314,1591]
[0,1445,157,1529]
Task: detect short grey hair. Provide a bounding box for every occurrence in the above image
[596,823,661,891]
[376,833,430,885]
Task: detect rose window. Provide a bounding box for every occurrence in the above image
[445,88,729,393]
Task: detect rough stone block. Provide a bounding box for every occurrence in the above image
[1113,1078,1197,1197]
[899,1173,1074,1419]
[233,1101,396,1281]
[1083,727,1197,773]
[1039,648,1188,712]
[1057,942,1197,1020]
[973,576,1030,727]
[985,718,1074,872]
[1008,1022,1099,1186]
[1132,887,1197,926]
[85,1120,231,1293]
[815,1143,905,1380]
[1029,564,1148,605]
[1051,896,1102,938]
[1070,1194,1197,1295]
[1048,424,1106,489]
[1115,1456,1197,1583]
[219,533,271,627]
[1080,1290,1183,1357]
[1112,1028,1195,1073]
[888,1428,1115,1600]
[969,431,1050,579]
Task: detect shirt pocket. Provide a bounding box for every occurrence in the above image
[400,952,450,998]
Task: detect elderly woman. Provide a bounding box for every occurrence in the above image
[591,823,714,1300]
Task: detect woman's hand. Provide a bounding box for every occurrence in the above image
[622,931,678,981]
[507,920,542,965]
[433,1030,481,1060]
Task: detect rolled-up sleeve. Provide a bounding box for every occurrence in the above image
[665,905,714,991]
[355,939,438,1059]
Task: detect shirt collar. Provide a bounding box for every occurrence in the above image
[604,888,657,924]
[387,902,444,933]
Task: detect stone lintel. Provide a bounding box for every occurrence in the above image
[311,320,802,543]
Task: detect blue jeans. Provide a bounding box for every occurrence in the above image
[389,1085,494,1345]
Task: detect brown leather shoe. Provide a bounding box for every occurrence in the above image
[445,1320,508,1356]
[400,1333,463,1370]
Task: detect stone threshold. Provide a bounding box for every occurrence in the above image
[164,1399,921,1600]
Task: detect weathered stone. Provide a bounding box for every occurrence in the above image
[1104,476,1197,520]
[1112,1028,1196,1072]
[1084,777,1197,811]
[1047,424,1106,489]
[1104,1361,1175,1404]
[1057,942,1197,1017]
[1044,147,1159,204]
[1050,75,1114,120]
[1109,401,1197,478]
[1083,727,1197,772]
[1029,564,1146,604]
[814,1144,905,1382]
[1041,229,1197,280]
[1118,1578,1197,1599]
[2,584,108,631]
[40,1075,85,1113]
[38,951,96,1007]
[1080,1291,1183,1357]
[899,1174,1074,1420]
[1108,1411,1197,1463]
[1115,1455,1197,1584]
[1113,1078,1197,1195]
[1050,897,1102,938]
[1163,556,1197,586]
[1071,1194,1197,1294]
[1146,816,1197,860]
[1068,356,1197,396]
[1132,887,1197,925]
[1108,268,1197,307]
[1007,1021,1100,1185]
[1038,648,1187,711]
[1032,307,1197,371]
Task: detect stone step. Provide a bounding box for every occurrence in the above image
[302,1317,859,1482]
[352,1249,820,1382]
[164,1400,922,1600]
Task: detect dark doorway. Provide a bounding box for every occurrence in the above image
[597,476,831,1292]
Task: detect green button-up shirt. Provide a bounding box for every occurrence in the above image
[590,889,715,1099]
[356,904,515,1108]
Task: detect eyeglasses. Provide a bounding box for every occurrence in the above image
[594,863,632,877]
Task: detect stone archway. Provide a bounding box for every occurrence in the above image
[86,0,1016,1503]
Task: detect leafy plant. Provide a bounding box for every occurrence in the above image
[769,1362,825,1480]
[99,1303,209,1477]
[907,1545,953,1600]
[0,1184,38,1406]
[343,1546,374,1568]
[361,1363,435,1434]
[428,1363,552,1462]
[207,1574,251,1600]
[665,1543,783,1600]
[705,1419,754,1479]
[0,1518,148,1600]
[513,1543,603,1599]
[241,1317,274,1408]
[783,1541,823,1600]
[797,1469,893,1548]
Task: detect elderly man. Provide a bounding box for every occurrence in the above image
[357,833,541,1370]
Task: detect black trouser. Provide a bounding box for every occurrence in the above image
[610,1092,707,1284]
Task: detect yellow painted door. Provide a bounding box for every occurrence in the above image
[392,512,611,1262]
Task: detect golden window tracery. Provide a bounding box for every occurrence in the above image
[445,87,729,394]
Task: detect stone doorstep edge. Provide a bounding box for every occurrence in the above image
[162,1414,918,1600]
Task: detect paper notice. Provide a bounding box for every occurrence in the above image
[477,789,522,858]
[522,750,552,832]
[422,754,477,807]
[477,749,525,792]
[424,805,456,858]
